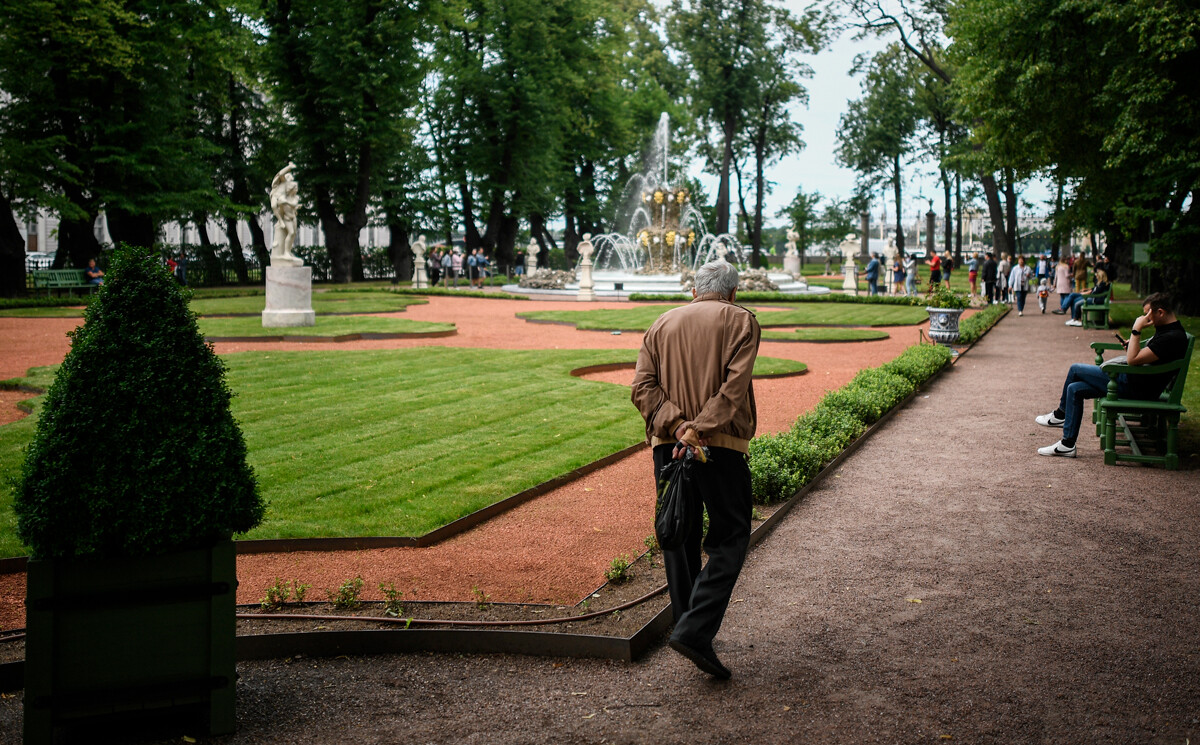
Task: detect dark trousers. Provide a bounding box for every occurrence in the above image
[653,444,752,649]
[984,281,996,303]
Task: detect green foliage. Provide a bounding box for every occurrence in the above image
[472,586,489,610]
[519,303,927,330]
[923,284,970,310]
[958,304,1009,344]
[760,328,889,342]
[379,582,405,617]
[326,576,365,610]
[14,248,263,559]
[260,576,308,610]
[748,343,948,504]
[604,553,633,584]
[643,534,660,554]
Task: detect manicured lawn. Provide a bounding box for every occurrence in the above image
[199,316,453,338]
[761,328,889,342]
[0,291,427,318]
[518,303,927,331]
[0,349,806,557]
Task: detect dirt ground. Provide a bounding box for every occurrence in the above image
[0,295,922,630]
[2,303,1198,743]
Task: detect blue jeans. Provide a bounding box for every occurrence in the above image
[866,276,879,295]
[1014,290,1027,312]
[1060,292,1082,312]
[1058,363,1125,443]
[905,276,915,295]
[1071,296,1101,320]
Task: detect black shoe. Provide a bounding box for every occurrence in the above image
[669,638,732,680]
[1051,309,1066,315]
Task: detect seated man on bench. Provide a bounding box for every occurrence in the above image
[1035,292,1187,457]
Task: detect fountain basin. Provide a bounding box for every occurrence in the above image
[504,270,832,298]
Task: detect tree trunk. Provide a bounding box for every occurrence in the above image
[955,172,963,262]
[106,208,156,249]
[193,213,224,286]
[1004,168,1018,253]
[56,215,102,269]
[715,111,736,235]
[942,168,952,258]
[460,181,481,252]
[321,218,362,284]
[980,174,1009,256]
[388,218,412,285]
[752,123,767,266]
[0,192,26,297]
[1051,178,1065,260]
[497,214,518,269]
[224,218,249,285]
[247,215,270,275]
[892,153,905,254]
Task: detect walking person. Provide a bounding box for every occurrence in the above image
[864,253,881,296]
[892,254,906,296]
[1054,254,1072,304]
[1008,255,1033,316]
[941,251,954,289]
[903,253,917,296]
[631,260,760,679]
[1036,254,1051,287]
[997,253,1012,303]
[981,252,998,304]
[1073,252,1090,293]
[926,251,942,292]
[451,249,464,288]
[967,253,980,297]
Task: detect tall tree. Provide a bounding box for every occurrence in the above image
[264,0,426,283]
[669,0,823,235]
[835,44,920,254]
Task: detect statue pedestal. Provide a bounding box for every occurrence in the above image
[842,262,859,296]
[412,263,428,289]
[525,257,539,276]
[263,265,315,327]
[577,260,596,302]
[783,254,801,276]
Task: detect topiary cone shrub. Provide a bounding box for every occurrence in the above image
[15,247,264,559]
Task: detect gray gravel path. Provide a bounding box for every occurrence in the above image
[3,307,1198,744]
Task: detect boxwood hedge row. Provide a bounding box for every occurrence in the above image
[748,343,951,504]
[958,304,1009,345]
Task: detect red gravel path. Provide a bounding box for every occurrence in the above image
[0,296,927,628]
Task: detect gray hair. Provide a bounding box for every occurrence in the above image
[694,259,740,299]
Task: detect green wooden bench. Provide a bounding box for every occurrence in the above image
[1089,333,1195,470]
[1080,285,1113,329]
[29,269,98,297]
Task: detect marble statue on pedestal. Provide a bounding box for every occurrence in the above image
[525,238,541,276]
[783,227,801,276]
[263,162,314,327]
[269,163,303,267]
[839,233,860,295]
[577,233,596,302]
[411,234,428,288]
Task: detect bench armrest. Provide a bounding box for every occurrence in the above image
[1090,342,1124,353]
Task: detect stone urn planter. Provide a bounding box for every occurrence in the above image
[925,306,964,345]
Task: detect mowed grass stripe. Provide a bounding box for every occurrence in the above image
[517,302,927,330]
[219,349,645,540]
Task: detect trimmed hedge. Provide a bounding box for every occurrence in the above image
[958,304,1009,344]
[748,343,951,504]
[0,295,97,310]
[15,247,264,559]
[628,291,924,306]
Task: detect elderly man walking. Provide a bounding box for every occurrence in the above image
[631,260,761,679]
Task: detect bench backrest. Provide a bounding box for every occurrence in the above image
[31,269,88,287]
[1160,332,1195,406]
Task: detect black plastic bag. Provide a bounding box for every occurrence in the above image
[654,448,706,550]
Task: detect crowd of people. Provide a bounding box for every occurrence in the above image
[857,249,1113,323]
[426,246,494,289]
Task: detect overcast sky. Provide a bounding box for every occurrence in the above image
[687,5,1052,230]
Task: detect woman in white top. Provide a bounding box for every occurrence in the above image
[996,254,1012,303]
[1008,255,1034,315]
[903,254,917,296]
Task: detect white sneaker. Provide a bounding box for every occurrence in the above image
[1036,412,1065,426]
[1066,319,1083,327]
[1018,311,1023,316]
[1038,440,1077,458]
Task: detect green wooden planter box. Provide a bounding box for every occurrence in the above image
[23,540,237,743]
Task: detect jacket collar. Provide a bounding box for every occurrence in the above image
[691,292,730,303]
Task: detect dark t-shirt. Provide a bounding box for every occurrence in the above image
[1127,320,1189,400]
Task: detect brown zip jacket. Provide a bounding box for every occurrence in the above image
[631,293,760,453]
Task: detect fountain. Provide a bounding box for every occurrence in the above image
[506,113,829,297]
